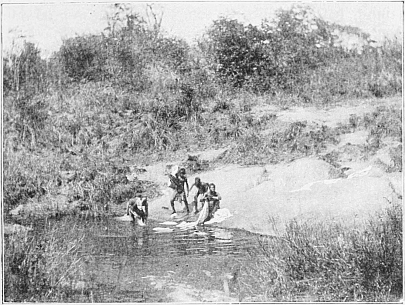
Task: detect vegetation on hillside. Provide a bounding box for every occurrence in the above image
[3,3,402,302]
[3,4,401,211]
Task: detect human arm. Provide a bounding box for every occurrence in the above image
[212,192,221,201]
[126,199,136,215]
[189,183,195,192]
[142,197,148,219]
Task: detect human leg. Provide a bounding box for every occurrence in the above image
[181,192,190,213]
[204,200,215,222]
[169,189,178,213]
[211,200,220,216]
[144,200,148,221]
[193,193,198,212]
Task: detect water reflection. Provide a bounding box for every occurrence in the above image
[13,216,258,302]
[71,217,256,260]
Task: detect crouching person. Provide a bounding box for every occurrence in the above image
[126,195,148,226]
[202,183,221,222]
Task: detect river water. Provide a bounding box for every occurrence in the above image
[21,215,263,302]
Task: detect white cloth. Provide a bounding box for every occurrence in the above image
[171,165,179,176]
[204,208,232,224]
[196,200,209,225]
[153,227,174,233]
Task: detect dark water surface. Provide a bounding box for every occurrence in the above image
[25,216,261,302]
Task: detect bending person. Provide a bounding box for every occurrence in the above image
[126,195,148,225]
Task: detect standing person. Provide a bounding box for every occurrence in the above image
[202,183,222,222]
[168,167,190,215]
[126,195,148,225]
[189,177,209,214]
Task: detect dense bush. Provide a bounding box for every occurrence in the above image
[201,5,402,101]
[59,35,107,82]
[202,6,335,92]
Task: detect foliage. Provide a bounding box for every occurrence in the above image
[240,202,402,302]
[56,4,193,92]
[201,5,402,101]
[4,218,93,302]
[3,148,61,211]
[59,35,107,82]
[203,6,336,92]
[3,41,48,95]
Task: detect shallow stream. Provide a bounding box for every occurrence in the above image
[19,215,262,302]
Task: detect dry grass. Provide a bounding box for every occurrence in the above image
[4,217,94,302]
[239,202,402,302]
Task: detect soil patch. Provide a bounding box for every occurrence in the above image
[148,157,398,235]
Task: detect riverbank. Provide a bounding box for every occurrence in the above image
[7,96,402,236]
[139,96,402,235]
[4,96,402,302]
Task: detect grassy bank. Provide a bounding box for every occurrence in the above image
[239,201,402,302]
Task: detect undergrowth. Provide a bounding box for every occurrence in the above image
[4,218,95,302]
[240,202,402,302]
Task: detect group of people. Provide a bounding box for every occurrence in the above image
[168,166,221,220]
[126,165,221,225]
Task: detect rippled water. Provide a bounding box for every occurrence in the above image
[24,216,261,302]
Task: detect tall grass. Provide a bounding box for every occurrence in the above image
[4,217,94,302]
[239,202,402,302]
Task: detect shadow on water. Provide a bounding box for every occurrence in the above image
[13,215,260,302]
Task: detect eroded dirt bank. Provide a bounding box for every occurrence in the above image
[8,97,402,238]
[146,157,401,236]
[144,97,402,236]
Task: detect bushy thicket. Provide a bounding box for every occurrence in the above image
[201,5,402,101]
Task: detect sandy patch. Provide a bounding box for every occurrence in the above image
[338,130,369,147]
[252,96,401,128]
[4,223,33,235]
[167,283,238,303]
[188,148,229,162]
[143,275,238,303]
[148,156,398,236]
